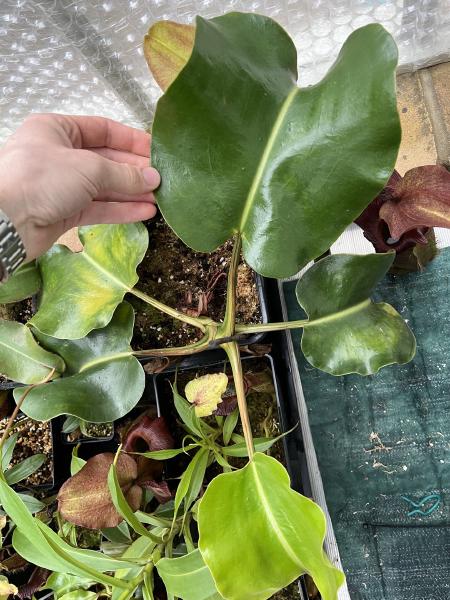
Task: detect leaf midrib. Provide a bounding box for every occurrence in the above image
[81,252,130,291]
[250,460,303,569]
[0,338,56,372]
[238,85,299,235]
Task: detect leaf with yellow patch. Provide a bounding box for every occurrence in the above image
[144,21,195,91]
[30,223,148,339]
[185,373,228,417]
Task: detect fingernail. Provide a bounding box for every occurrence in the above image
[143,167,161,189]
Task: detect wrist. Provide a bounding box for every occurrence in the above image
[0,205,27,281]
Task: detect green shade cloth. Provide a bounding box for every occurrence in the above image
[283,248,450,600]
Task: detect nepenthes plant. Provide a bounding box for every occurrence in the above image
[0,12,418,600]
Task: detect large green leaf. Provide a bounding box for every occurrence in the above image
[30,223,148,339]
[296,253,416,375]
[0,261,40,304]
[198,453,344,600]
[156,549,224,600]
[14,303,144,422]
[152,13,400,278]
[0,320,64,384]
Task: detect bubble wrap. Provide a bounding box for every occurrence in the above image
[1,0,449,144]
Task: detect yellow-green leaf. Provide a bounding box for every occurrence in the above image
[198,453,344,600]
[30,223,148,339]
[185,373,228,417]
[144,21,195,91]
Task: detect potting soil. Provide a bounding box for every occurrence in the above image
[282,247,450,600]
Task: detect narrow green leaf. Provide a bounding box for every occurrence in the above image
[5,453,46,485]
[30,223,148,339]
[0,261,40,304]
[107,463,164,543]
[70,446,86,476]
[132,444,198,460]
[173,384,204,438]
[156,549,224,600]
[223,408,239,446]
[222,426,297,457]
[63,416,81,434]
[174,448,209,517]
[135,511,173,527]
[297,253,416,375]
[0,320,64,384]
[102,521,131,544]
[111,534,159,600]
[199,453,345,600]
[1,433,18,470]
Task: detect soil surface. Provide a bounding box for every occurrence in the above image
[130,217,261,350]
[65,422,114,443]
[0,415,53,486]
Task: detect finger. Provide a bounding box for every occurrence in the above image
[77,201,157,226]
[63,115,151,156]
[96,191,157,203]
[80,152,160,195]
[91,147,150,168]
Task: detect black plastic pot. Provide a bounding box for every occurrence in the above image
[60,420,115,445]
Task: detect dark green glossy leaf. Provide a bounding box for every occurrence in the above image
[15,303,145,422]
[30,223,148,339]
[296,253,416,375]
[152,13,400,277]
[198,453,344,600]
[5,453,46,485]
[156,549,224,600]
[0,261,40,304]
[0,320,64,384]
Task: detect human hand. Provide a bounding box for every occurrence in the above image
[0,113,160,260]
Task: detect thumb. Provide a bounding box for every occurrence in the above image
[87,154,161,195]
